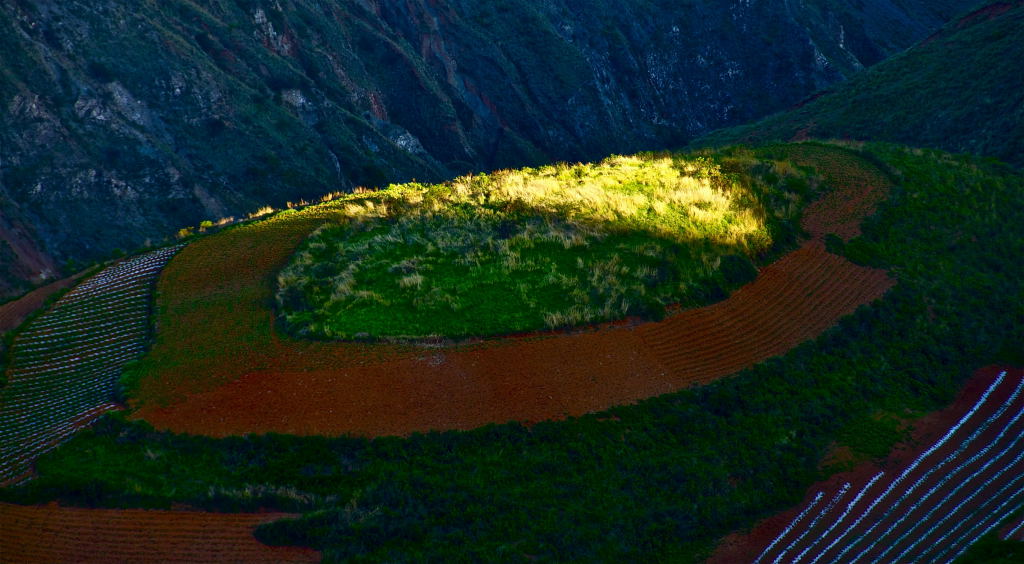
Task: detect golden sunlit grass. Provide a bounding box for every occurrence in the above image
[276,150,817,338]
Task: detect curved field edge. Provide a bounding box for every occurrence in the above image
[124,145,818,407]
[128,143,891,435]
[0,502,319,563]
[135,239,892,437]
[127,143,870,402]
[2,143,1021,562]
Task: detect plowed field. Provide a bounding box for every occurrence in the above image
[134,144,894,437]
[0,272,86,334]
[638,241,891,382]
[0,502,319,563]
[1,247,181,484]
[708,365,1024,564]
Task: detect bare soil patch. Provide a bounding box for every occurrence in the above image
[140,240,890,437]
[781,143,891,241]
[0,502,319,563]
[637,240,892,384]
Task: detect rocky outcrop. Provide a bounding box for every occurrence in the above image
[0,0,975,298]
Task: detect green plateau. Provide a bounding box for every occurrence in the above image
[277,150,813,339]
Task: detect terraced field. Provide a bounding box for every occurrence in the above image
[0,247,180,484]
[0,502,319,563]
[730,368,1024,563]
[132,144,895,437]
[0,271,88,334]
[637,241,892,382]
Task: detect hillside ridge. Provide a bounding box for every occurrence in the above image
[696,1,1024,167]
[0,0,977,298]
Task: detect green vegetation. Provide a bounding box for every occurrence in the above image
[698,4,1024,168]
[834,411,912,462]
[278,152,814,338]
[953,528,1024,563]
[2,143,1021,561]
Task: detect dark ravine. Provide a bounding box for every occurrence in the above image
[0,0,975,298]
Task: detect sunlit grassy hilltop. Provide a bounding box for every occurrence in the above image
[277,150,817,338]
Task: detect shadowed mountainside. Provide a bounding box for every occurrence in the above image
[0,0,976,298]
[696,1,1024,167]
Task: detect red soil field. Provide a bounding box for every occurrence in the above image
[779,143,890,242]
[0,272,86,334]
[134,144,895,437]
[0,502,319,563]
[139,239,891,437]
[707,365,1024,564]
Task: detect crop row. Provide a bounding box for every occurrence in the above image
[753,370,1024,563]
[0,246,180,484]
[0,502,319,563]
[638,242,892,384]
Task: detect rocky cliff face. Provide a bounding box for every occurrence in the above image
[0,0,975,298]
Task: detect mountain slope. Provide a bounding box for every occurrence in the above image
[5,142,1023,562]
[697,1,1024,166]
[0,0,976,298]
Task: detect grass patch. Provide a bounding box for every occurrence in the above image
[278,151,815,338]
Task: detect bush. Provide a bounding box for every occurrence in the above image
[719,254,758,286]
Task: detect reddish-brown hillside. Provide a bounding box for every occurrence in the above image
[0,503,319,563]
[134,144,894,437]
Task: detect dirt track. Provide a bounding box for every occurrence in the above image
[135,145,895,437]
[0,502,319,563]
